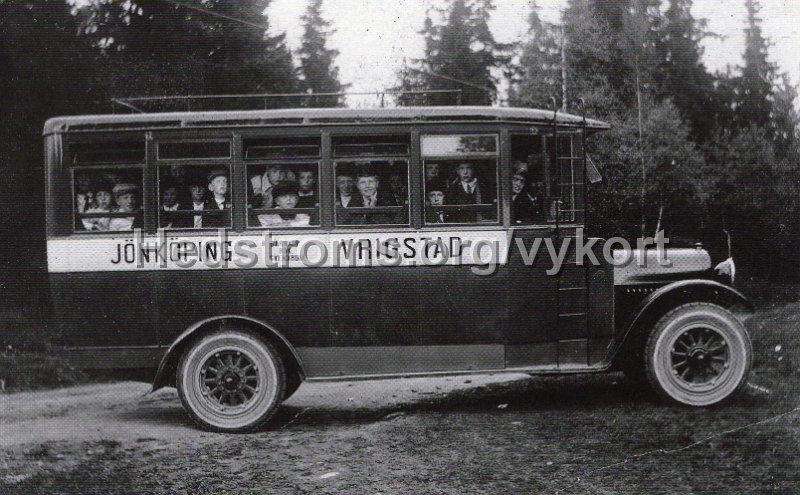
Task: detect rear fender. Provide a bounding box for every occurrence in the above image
[152,315,305,391]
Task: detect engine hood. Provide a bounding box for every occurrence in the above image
[613,248,712,285]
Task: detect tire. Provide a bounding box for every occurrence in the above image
[645,303,751,407]
[177,330,285,432]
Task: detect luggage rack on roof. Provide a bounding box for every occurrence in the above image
[111,90,464,114]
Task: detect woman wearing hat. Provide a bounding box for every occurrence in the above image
[257,182,310,228]
[108,183,142,231]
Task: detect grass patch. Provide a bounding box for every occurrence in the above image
[0,310,88,392]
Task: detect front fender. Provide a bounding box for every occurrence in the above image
[608,279,753,364]
[151,315,306,391]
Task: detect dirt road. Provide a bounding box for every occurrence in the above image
[2,365,799,494]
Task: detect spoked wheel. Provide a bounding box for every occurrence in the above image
[178,330,285,432]
[646,303,751,406]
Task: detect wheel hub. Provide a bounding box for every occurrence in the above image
[200,350,260,407]
[671,327,729,385]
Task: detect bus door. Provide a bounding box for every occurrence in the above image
[548,131,614,369]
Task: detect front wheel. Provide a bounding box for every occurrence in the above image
[177,330,285,432]
[645,303,751,407]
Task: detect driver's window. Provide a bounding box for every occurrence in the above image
[510,134,546,225]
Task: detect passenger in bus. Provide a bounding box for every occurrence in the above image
[257,182,310,228]
[425,162,441,186]
[511,170,543,224]
[335,173,355,207]
[445,161,495,222]
[296,168,317,208]
[108,183,141,231]
[425,186,448,224]
[349,170,399,224]
[168,164,191,206]
[189,182,206,229]
[250,164,293,208]
[160,182,189,229]
[74,174,94,214]
[81,181,114,231]
[388,174,408,206]
[203,170,230,228]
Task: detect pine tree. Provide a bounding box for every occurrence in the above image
[409,0,511,106]
[508,1,562,109]
[298,0,345,107]
[76,0,301,109]
[736,0,775,130]
[655,0,717,142]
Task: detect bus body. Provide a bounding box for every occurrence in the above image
[44,107,753,431]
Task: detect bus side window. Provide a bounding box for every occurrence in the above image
[421,134,499,225]
[157,165,232,230]
[73,167,143,232]
[334,160,409,226]
[246,163,321,228]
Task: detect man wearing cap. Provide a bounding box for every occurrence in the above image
[108,183,141,231]
[511,170,543,224]
[203,169,230,228]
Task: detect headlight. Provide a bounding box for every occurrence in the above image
[714,257,736,285]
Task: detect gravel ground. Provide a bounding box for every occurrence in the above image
[1,302,799,494]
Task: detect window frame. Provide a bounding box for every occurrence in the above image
[155,162,235,231]
[244,159,323,230]
[420,133,502,227]
[332,157,411,228]
[70,164,145,234]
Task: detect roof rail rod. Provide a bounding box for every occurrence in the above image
[111,90,464,112]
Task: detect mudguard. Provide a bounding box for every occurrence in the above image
[607,279,753,364]
[151,315,306,391]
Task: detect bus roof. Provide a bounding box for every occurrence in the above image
[43,106,610,135]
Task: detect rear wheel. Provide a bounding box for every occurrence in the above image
[645,303,751,406]
[177,330,285,432]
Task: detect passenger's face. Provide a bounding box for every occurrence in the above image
[298,171,315,191]
[425,163,439,181]
[357,176,379,197]
[208,176,227,196]
[337,175,354,196]
[95,191,112,209]
[170,165,186,182]
[267,167,285,185]
[512,176,525,194]
[274,194,299,209]
[116,193,136,211]
[162,187,178,207]
[76,176,91,192]
[389,175,404,193]
[457,163,474,182]
[190,185,205,203]
[428,190,445,206]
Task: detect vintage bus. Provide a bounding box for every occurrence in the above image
[44,106,753,432]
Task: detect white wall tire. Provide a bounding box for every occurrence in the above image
[645,303,751,407]
[177,330,285,432]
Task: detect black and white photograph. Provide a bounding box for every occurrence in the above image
[1,0,799,493]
